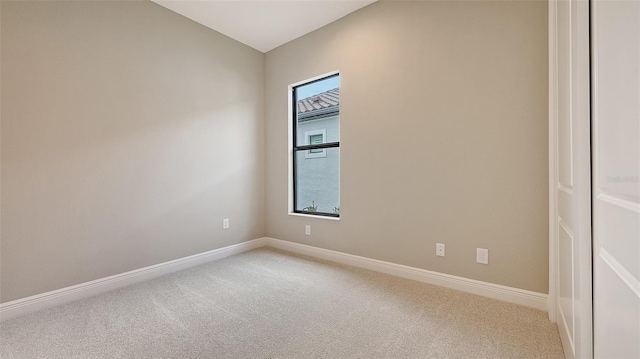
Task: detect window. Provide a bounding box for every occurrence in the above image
[291,73,340,217]
[304,129,327,158]
[309,134,323,153]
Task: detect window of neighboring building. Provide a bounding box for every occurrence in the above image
[291,73,340,218]
[309,134,323,153]
[305,129,327,158]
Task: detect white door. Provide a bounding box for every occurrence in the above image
[592,0,640,357]
[550,0,593,358]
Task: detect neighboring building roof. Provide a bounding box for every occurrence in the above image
[297,88,339,121]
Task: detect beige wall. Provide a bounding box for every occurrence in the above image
[0,1,265,302]
[1,0,549,303]
[265,1,549,293]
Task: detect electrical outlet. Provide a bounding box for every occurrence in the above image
[223,218,229,229]
[477,248,489,264]
[305,225,311,236]
[436,243,445,257]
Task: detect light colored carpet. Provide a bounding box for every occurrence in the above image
[0,247,564,358]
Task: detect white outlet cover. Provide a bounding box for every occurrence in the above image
[305,225,311,235]
[223,218,229,229]
[436,243,445,257]
[477,248,489,264]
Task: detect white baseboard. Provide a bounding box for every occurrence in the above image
[0,238,268,322]
[264,237,548,311]
[1,236,548,322]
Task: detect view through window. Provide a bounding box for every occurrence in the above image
[292,74,340,217]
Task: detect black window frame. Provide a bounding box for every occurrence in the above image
[292,73,340,218]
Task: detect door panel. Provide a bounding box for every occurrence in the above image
[592,0,640,357]
[552,0,592,358]
[557,0,573,191]
[558,219,575,346]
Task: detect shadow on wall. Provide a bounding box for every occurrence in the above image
[0,0,264,302]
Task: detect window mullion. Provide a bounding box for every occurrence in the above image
[294,142,340,151]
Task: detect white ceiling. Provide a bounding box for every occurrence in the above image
[151,0,377,53]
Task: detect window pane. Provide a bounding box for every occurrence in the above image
[295,147,340,214]
[310,134,323,144]
[309,134,323,153]
[295,75,340,147]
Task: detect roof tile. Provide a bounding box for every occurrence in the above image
[297,88,339,114]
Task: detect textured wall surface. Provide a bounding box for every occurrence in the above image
[1,1,265,302]
[1,0,549,302]
[265,1,549,293]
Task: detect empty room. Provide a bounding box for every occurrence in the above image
[1,0,638,358]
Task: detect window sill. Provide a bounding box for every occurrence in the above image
[288,213,340,221]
